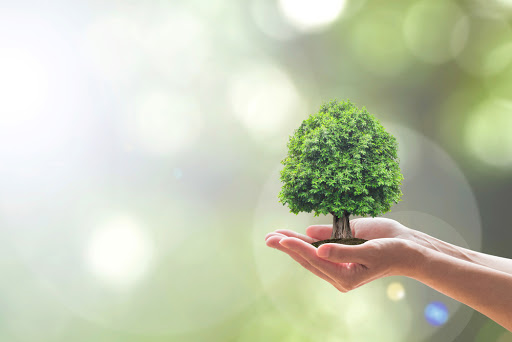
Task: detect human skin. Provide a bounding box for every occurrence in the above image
[265,218,512,332]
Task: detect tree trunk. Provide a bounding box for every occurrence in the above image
[331,212,352,239]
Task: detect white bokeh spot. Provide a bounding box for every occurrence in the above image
[251,0,297,40]
[229,62,301,139]
[278,0,346,32]
[85,215,155,289]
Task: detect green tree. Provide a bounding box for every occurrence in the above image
[278,99,403,242]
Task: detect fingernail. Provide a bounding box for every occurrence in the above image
[317,246,330,258]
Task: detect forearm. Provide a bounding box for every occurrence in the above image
[406,244,512,331]
[410,229,512,274]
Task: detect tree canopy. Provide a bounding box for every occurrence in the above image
[278,99,403,218]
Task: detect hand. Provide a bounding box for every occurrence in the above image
[305,217,419,242]
[265,217,417,250]
[265,221,417,293]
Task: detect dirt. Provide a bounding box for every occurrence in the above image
[311,237,368,248]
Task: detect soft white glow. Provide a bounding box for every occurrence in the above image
[129,90,202,157]
[83,13,143,82]
[83,8,209,85]
[229,63,301,139]
[86,216,154,288]
[251,0,297,40]
[278,0,346,32]
[465,99,512,167]
[387,282,405,301]
[0,48,48,125]
[144,9,210,83]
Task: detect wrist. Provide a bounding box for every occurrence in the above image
[396,240,429,278]
[404,227,434,249]
[408,228,477,264]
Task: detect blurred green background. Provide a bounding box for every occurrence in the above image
[1,0,512,341]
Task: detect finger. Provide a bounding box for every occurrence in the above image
[274,229,318,243]
[305,225,333,241]
[317,242,372,265]
[266,236,343,290]
[264,232,287,242]
[280,237,377,292]
[279,237,339,275]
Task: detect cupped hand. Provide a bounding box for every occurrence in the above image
[265,220,417,293]
[303,218,440,256]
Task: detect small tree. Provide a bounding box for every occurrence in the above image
[278,99,403,246]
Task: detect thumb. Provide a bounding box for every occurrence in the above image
[317,243,372,264]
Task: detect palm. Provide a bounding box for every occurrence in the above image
[265,231,410,292]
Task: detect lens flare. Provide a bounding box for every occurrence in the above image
[387,282,405,301]
[424,301,449,326]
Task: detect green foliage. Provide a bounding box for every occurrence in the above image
[278,99,403,218]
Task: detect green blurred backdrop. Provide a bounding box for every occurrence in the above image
[0,0,512,341]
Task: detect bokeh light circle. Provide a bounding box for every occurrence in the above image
[403,0,469,64]
[251,0,297,40]
[349,10,414,77]
[252,123,480,342]
[278,0,346,32]
[387,282,405,301]
[424,301,449,326]
[228,62,302,140]
[454,16,512,76]
[85,215,155,289]
[464,98,512,167]
[484,44,512,102]
[0,180,257,336]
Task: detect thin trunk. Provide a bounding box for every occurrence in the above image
[330,212,352,239]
